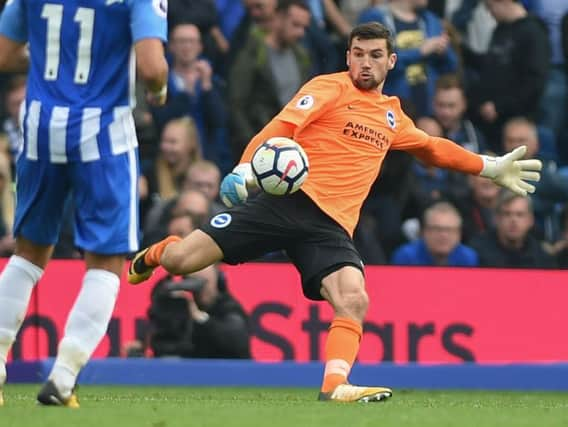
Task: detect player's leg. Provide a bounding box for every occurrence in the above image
[38,253,123,408]
[36,150,132,407]
[0,157,67,406]
[128,230,223,284]
[285,196,392,403]
[129,195,290,284]
[318,266,391,402]
[0,238,52,407]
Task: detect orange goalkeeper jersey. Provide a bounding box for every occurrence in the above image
[241,72,483,237]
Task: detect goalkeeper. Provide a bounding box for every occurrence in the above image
[129,22,542,403]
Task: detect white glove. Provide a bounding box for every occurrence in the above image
[219,163,257,208]
[479,146,542,196]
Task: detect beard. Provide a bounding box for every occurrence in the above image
[353,75,380,91]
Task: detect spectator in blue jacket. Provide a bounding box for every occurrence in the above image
[152,23,234,175]
[391,201,479,266]
[357,0,458,117]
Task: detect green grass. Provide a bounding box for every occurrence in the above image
[1,385,568,427]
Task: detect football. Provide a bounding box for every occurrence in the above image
[251,137,309,196]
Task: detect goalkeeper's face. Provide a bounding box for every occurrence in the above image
[347,38,396,92]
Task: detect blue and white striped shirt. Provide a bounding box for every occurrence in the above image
[0,0,167,163]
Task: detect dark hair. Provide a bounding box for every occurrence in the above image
[276,0,310,14]
[348,22,395,54]
[435,74,464,92]
[495,189,533,214]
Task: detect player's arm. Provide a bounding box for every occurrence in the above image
[135,38,168,105]
[238,74,337,165]
[131,0,168,105]
[405,135,483,174]
[220,119,296,207]
[391,111,542,196]
[0,0,28,72]
[0,35,28,72]
[405,136,542,196]
[220,75,335,207]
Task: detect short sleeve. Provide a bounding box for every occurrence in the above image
[0,0,28,43]
[130,0,168,43]
[275,75,342,130]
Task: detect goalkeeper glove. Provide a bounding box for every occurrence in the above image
[220,163,257,208]
[479,145,542,196]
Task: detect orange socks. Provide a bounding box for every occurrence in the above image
[320,317,362,393]
[143,235,181,267]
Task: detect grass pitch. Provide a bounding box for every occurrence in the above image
[1,385,567,427]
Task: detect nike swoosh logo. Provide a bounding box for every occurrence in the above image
[278,160,298,183]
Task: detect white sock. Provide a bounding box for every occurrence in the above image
[50,269,119,397]
[0,256,43,375]
[0,362,5,390]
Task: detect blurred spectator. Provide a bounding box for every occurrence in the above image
[470,190,556,268]
[532,0,568,142]
[229,0,312,157]
[448,0,496,79]
[456,174,500,243]
[358,0,459,116]
[143,189,211,247]
[307,0,352,72]
[128,211,251,359]
[318,0,352,39]
[142,116,203,207]
[0,147,14,256]
[146,263,251,359]
[228,0,278,69]
[185,263,251,359]
[302,2,345,75]
[467,0,550,151]
[171,189,212,225]
[560,11,568,165]
[542,202,568,267]
[2,74,25,166]
[501,117,568,239]
[215,0,246,43]
[391,201,478,266]
[153,23,233,174]
[433,74,486,153]
[353,215,387,265]
[168,0,230,61]
[183,160,225,215]
[341,0,378,27]
[547,204,568,268]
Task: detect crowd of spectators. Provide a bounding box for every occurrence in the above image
[0,0,567,270]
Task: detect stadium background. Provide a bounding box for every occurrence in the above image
[1,0,568,396]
